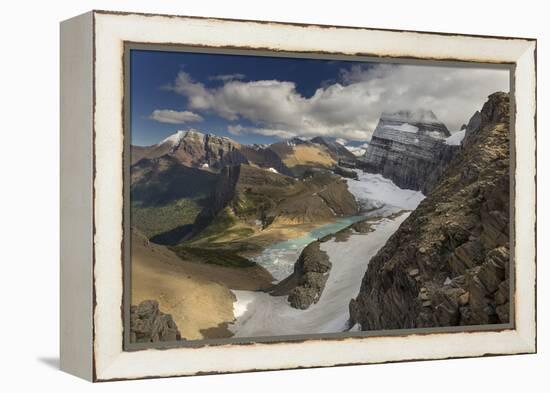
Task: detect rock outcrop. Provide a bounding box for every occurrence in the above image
[270,241,332,309]
[349,92,511,330]
[130,300,182,343]
[333,165,359,180]
[360,109,459,194]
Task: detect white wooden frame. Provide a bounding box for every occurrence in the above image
[60,10,537,382]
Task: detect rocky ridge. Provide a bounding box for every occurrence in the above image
[349,92,511,330]
[190,163,359,240]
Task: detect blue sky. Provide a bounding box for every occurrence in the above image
[130,50,365,146]
[130,49,509,146]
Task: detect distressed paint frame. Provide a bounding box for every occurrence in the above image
[61,10,536,382]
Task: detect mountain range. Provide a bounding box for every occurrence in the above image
[130,129,365,242]
[131,129,359,178]
[130,109,465,244]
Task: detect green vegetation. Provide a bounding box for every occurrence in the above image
[131,199,201,238]
[131,157,218,206]
[170,245,256,268]
[192,207,238,241]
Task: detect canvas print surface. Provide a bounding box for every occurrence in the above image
[127,48,511,345]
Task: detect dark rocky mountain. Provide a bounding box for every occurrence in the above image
[132,129,295,175]
[131,155,218,206]
[131,129,248,169]
[190,164,359,241]
[132,130,366,181]
[349,92,511,330]
[359,109,459,194]
[130,300,182,343]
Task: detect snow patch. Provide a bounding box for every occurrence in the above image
[158,130,186,146]
[445,129,466,146]
[344,143,369,157]
[335,138,348,146]
[229,214,410,336]
[158,129,205,147]
[385,123,419,133]
[346,171,425,211]
[426,130,445,139]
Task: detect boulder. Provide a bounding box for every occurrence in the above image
[283,241,332,310]
[130,300,182,343]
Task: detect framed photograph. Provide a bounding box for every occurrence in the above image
[60,10,537,381]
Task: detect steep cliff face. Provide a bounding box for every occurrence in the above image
[190,164,244,237]
[349,92,511,330]
[360,110,459,194]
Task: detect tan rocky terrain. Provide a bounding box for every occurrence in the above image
[131,229,272,340]
[350,92,511,329]
[268,138,337,176]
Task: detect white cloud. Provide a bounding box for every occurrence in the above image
[149,109,203,124]
[335,138,348,145]
[166,64,509,141]
[228,124,296,139]
[209,73,246,82]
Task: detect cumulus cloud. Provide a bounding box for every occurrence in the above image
[149,109,203,124]
[209,73,246,82]
[227,124,296,139]
[166,64,509,141]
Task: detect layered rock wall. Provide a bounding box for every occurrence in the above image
[350,93,511,330]
[360,111,459,194]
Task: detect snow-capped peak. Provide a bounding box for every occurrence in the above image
[157,129,205,147]
[335,138,348,146]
